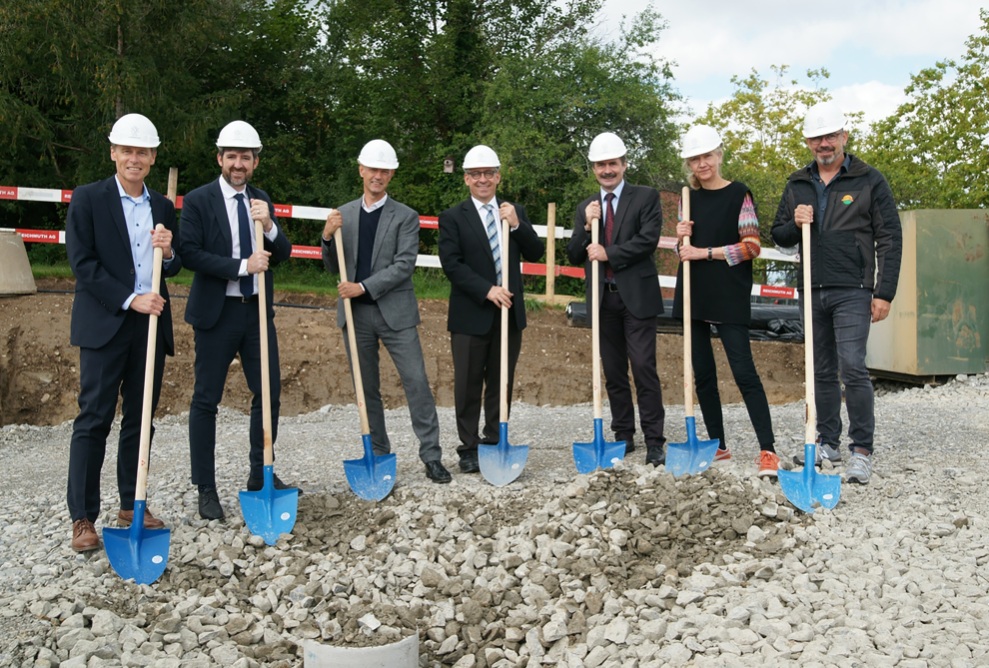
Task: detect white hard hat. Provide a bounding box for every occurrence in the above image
[587,132,627,162]
[680,125,722,159]
[107,113,160,148]
[358,139,399,169]
[802,101,846,138]
[216,120,263,151]
[463,145,500,170]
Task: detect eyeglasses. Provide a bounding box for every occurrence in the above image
[807,131,844,145]
[465,170,498,180]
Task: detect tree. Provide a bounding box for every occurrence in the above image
[858,9,989,209]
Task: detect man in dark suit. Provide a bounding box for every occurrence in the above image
[567,132,666,466]
[321,139,451,484]
[180,120,297,520]
[438,145,543,473]
[65,113,181,552]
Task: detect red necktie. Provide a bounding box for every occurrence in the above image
[604,193,615,279]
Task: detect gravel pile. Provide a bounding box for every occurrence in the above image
[0,374,987,667]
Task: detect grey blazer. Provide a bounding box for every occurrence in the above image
[322,196,422,331]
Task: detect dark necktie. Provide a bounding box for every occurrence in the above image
[604,192,616,279]
[234,193,254,297]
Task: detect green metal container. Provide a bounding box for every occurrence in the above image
[866,209,989,378]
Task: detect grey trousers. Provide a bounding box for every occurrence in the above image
[344,303,442,463]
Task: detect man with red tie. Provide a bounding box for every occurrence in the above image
[567,132,667,467]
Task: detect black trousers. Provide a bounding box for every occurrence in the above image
[691,321,775,449]
[188,298,280,487]
[599,289,665,447]
[450,315,522,455]
[67,311,165,521]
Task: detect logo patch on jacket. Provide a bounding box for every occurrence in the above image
[841,194,854,206]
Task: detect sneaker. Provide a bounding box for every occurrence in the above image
[714,447,732,462]
[792,442,842,466]
[757,450,780,478]
[846,452,872,484]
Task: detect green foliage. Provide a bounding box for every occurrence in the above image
[858,9,989,209]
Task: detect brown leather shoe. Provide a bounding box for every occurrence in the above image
[117,508,165,530]
[71,519,100,552]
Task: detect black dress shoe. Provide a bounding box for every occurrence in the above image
[646,443,665,467]
[425,460,452,483]
[198,487,225,520]
[459,453,480,474]
[617,435,636,454]
[246,474,303,496]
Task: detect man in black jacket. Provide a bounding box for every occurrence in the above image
[771,101,902,485]
[65,113,180,551]
[567,132,666,467]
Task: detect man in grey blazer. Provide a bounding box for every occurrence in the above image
[322,140,451,484]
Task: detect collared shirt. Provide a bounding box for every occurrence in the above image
[116,175,171,310]
[362,193,388,213]
[472,196,504,254]
[599,179,626,218]
[217,176,280,298]
[809,155,851,222]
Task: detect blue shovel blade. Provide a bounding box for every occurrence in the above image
[666,416,720,478]
[479,423,529,487]
[239,465,300,545]
[104,500,170,585]
[779,443,842,513]
[573,418,626,474]
[343,434,397,501]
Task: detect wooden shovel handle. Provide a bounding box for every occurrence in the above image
[801,222,816,443]
[134,226,164,502]
[590,217,602,419]
[334,228,372,434]
[681,186,695,418]
[256,220,274,466]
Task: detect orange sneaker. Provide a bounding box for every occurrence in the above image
[757,450,780,477]
[714,447,732,462]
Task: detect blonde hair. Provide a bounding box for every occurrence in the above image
[682,146,724,190]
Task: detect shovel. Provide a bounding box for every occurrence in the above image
[239,219,300,543]
[778,222,841,512]
[334,228,398,501]
[479,216,530,486]
[573,216,627,473]
[104,225,170,584]
[667,187,721,477]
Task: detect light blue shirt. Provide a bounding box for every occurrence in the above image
[115,176,171,310]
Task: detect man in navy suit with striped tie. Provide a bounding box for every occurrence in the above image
[438,145,543,474]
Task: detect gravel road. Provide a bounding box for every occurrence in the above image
[1,374,987,667]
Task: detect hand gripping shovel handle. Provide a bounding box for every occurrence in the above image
[256,220,274,465]
[334,228,371,434]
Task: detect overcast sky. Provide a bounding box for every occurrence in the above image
[597,0,986,127]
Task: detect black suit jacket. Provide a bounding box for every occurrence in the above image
[180,179,292,331]
[66,176,181,353]
[438,199,543,336]
[567,182,664,320]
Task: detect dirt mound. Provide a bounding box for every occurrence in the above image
[0,279,806,427]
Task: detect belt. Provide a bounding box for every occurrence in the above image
[227,295,258,303]
[603,282,620,292]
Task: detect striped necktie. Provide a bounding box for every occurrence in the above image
[484,203,502,285]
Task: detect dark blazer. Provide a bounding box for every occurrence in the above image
[567,182,664,320]
[66,176,181,353]
[180,179,292,330]
[438,199,543,336]
[322,197,422,330]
